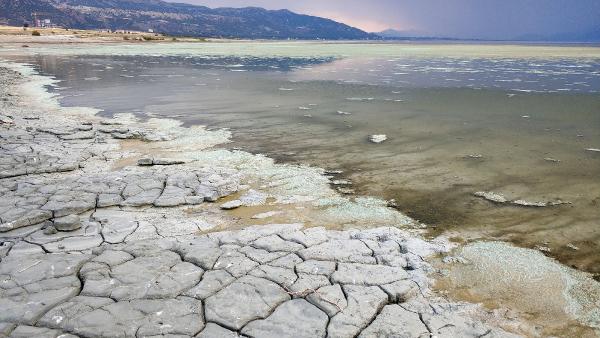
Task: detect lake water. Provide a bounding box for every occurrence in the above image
[5,41,600,277]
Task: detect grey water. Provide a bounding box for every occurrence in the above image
[11,42,600,277]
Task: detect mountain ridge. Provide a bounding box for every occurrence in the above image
[0,0,378,40]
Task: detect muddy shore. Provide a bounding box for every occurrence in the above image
[0,59,599,337]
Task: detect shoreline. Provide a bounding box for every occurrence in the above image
[0,59,598,337]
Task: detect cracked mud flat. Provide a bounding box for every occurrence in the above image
[0,60,598,338]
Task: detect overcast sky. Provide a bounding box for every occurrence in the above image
[168,0,600,39]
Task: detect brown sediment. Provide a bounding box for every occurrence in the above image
[433,272,598,338]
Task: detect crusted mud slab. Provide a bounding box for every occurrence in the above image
[0,62,538,337]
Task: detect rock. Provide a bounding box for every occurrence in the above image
[204,275,290,330]
[0,253,90,324]
[280,227,329,247]
[213,251,259,277]
[331,262,409,285]
[369,134,387,143]
[220,199,243,210]
[80,250,203,300]
[250,265,298,287]
[92,210,138,244]
[306,284,348,316]
[42,225,58,235]
[184,270,235,300]
[137,157,154,166]
[252,211,283,220]
[138,158,187,166]
[380,280,419,302]
[585,148,600,152]
[239,189,268,206]
[152,158,186,165]
[358,305,429,338]
[298,239,374,264]
[241,299,328,338]
[474,191,508,204]
[288,273,331,294]
[240,246,287,264]
[253,234,305,252]
[296,260,336,276]
[42,193,97,217]
[511,199,570,207]
[177,237,222,270]
[38,296,204,337]
[268,253,303,268]
[327,285,388,338]
[52,214,81,231]
[0,210,53,232]
[196,323,241,338]
[422,311,519,338]
[7,325,77,338]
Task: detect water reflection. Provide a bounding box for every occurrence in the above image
[19,52,600,278]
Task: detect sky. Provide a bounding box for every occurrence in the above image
[168,0,600,40]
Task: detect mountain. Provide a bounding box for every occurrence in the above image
[0,0,378,40]
[376,29,460,41]
[377,29,413,39]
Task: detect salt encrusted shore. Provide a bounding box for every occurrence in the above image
[0,62,522,338]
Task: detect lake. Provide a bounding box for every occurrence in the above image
[4,41,600,277]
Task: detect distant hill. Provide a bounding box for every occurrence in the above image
[376,29,461,41]
[0,0,378,40]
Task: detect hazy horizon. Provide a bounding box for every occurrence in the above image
[166,0,600,41]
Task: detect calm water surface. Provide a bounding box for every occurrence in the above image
[5,42,600,276]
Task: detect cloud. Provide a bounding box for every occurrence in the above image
[170,0,600,40]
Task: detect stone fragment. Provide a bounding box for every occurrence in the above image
[380,280,419,303]
[92,210,138,244]
[288,273,331,294]
[296,260,336,276]
[41,193,97,217]
[239,189,268,206]
[81,250,203,300]
[331,263,408,285]
[327,285,388,338]
[238,246,287,264]
[369,134,387,143]
[0,253,90,324]
[268,253,303,268]
[176,237,222,270]
[306,284,348,316]
[7,325,78,338]
[184,270,235,300]
[213,251,259,277]
[39,296,204,337]
[298,239,374,263]
[242,299,328,338]
[0,210,52,232]
[97,193,123,207]
[204,275,290,330]
[358,305,428,338]
[280,227,329,247]
[196,323,241,338]
[252,210,282,219]
[249,265,298,287]
[52,214,81,231]
[220,200,243,210]
[474,191,508,204]
[253,234,305,252]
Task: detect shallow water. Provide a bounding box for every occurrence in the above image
[4,42,600,277]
